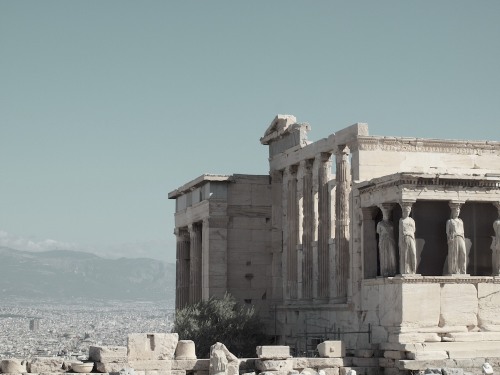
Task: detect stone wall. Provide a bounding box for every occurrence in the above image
[3,333,500,375]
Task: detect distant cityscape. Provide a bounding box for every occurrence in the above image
[0,298,175,359]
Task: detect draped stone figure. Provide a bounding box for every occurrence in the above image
[492,203,500,276]
[377,205,397,277]
[399,202,417,274]
[447,203,467,274]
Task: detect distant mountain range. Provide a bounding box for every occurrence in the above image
[0,247,175,301]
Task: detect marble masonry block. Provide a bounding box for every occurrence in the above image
[354,349,374,358]
[171,359,209,371]
[378,283,402,327]
[401,283,440,329]
[128,360,172,371]
[383,351,405,360]
[439,284,478,328]
[388,332,440,344]
[1,359,27,373]
[351,357,380,367]
[406,351,449,360]
[95,361,128,372]
[29,357,64,373]
[128,333,178,361]
[292,358,348,369]
[89,346,128,362]
[320,368,340,375]
[255,359,293,372]
[256,346,291,360]
[361,285,380,311]
[378,358,395,368]
[317,341,345,358]
[477,283,500,328]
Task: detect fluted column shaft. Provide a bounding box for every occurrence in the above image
[318,153,332,299]
[334,145,351,299]
[302,160,314,299]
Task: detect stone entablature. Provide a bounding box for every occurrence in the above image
[353,136,500,154]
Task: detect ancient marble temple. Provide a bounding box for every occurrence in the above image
[169,115,500,352]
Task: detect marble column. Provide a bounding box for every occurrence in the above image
[334,145,351,299]
[318,152,332,299]
[175,227,190,309]
[270,170,283,301]
[361,207,378,279]
[301,160,314,300]
[286,165,298,300]
[296,161,305,300]
[311,156,320,299]
[188,222,202,304]
[282,167,290,300]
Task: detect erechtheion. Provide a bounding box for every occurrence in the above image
[169,115,500,370]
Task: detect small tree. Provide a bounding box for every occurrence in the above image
[172,294,267,358]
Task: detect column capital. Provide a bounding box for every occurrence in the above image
[449,200,466,208]
[336,144,350,156]
[315,152,332,163]
[399,199,416,208]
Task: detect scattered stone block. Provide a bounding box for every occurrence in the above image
[442,368,464,375]
[257,346,291,360]
[482,362,494,375]
[292,358,349,369]
[317,341,345,358]
[128,360,172,371]
[1,359,27,373]
[171,359,209,371]
[255,360,293,372]
[96,361,128,372]
[128,333,179,361]
[354,350,373,358]
[406,351,449,360]
[89,345,128,362]
[383,351,405,360]
[209,342,239,375]
[320,368,339,375]
[29,357,64,373]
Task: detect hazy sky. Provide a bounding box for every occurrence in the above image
[1,1,499,262]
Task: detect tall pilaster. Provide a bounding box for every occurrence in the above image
[318,153,332,299]
[334,145,351,300]
[175,227,190,309]
[188,222,202,304]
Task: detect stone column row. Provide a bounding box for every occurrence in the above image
[280,152,335,302]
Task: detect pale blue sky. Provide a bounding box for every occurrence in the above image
[1,1,499,262]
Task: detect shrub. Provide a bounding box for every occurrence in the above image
[172,294,267,358]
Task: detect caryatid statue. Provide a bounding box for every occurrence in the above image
[492,202,500,276]
[446,202,467,274]
[377,204,398,277]
[399,201,417,274]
